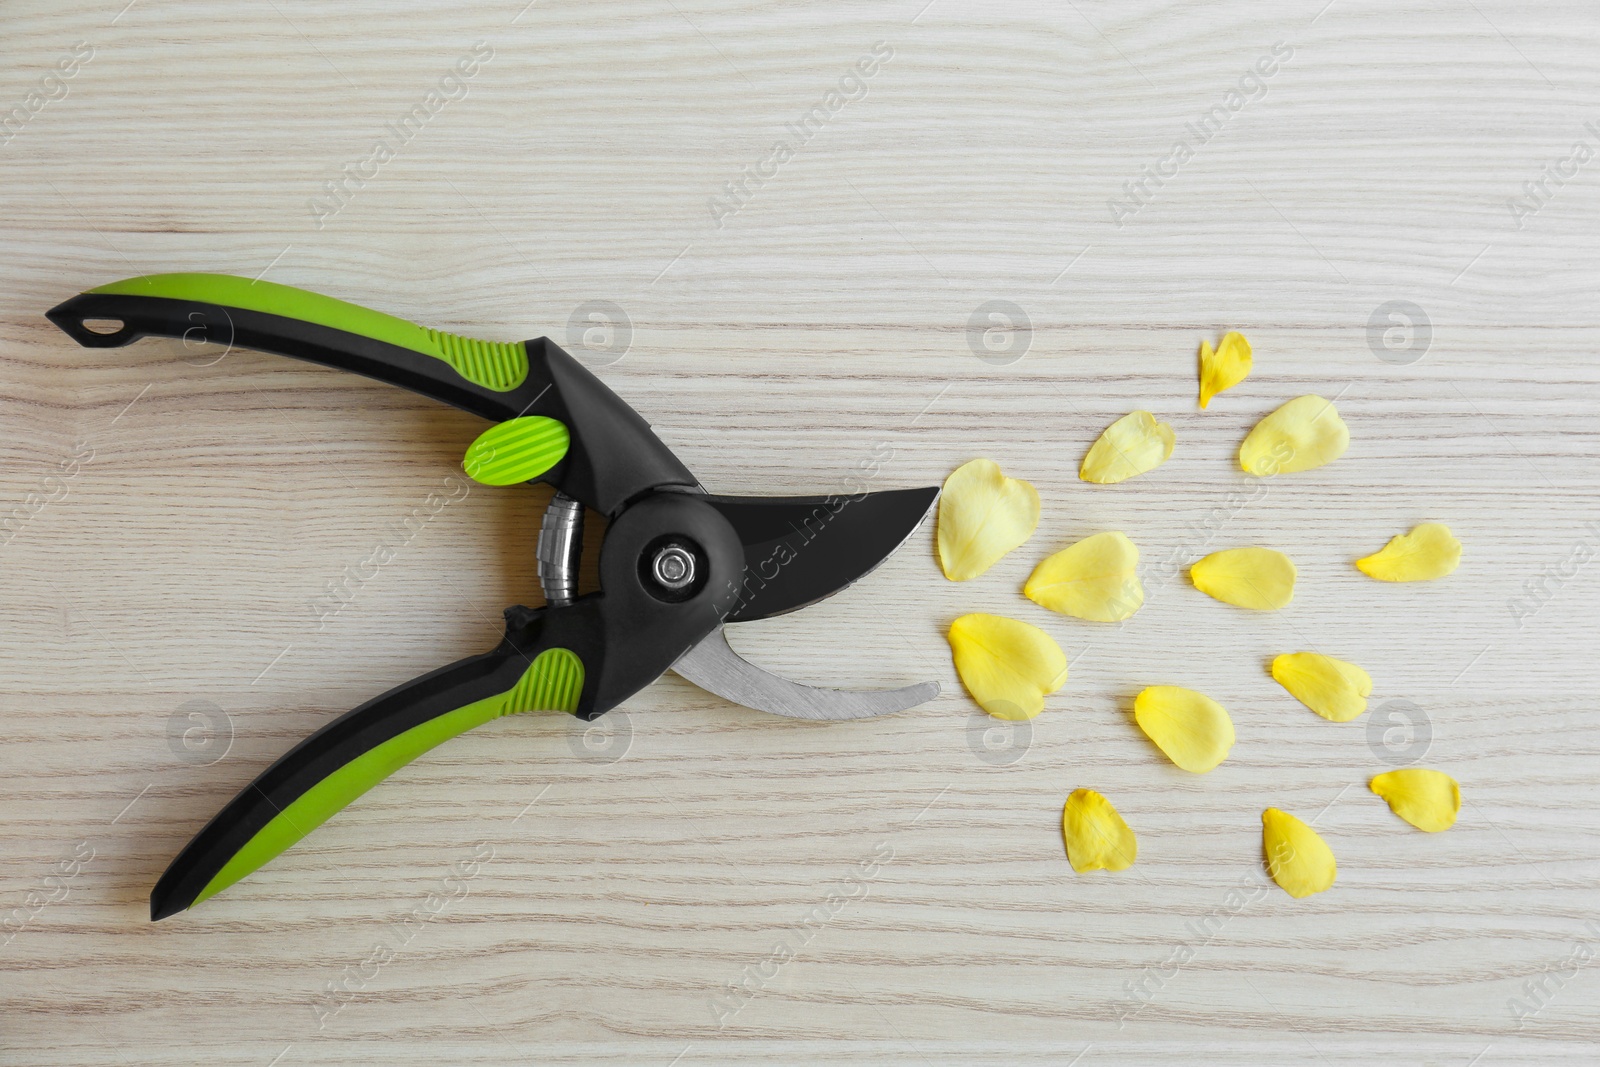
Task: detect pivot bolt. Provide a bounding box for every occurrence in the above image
[651,544,696,591]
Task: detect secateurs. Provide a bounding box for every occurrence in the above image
[47,274,940,921]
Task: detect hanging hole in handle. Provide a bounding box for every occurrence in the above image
[45,305,138,348]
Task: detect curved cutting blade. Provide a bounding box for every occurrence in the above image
[672,626,939,720]
[703,485,938,622]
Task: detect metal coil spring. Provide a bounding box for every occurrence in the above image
[536,492,584,606]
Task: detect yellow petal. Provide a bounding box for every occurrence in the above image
[947,613,1068,720]
[1062,788,1137,873]
[1355,523,1462,582]
[1262,808,1337,898]
[1270,652,1372,723]
[1079,411,1175,485]
[1239,394,1349,475]
[937,459,1041,581]
[1133,685,1235,773]
[1198,331,1252,409]
[1190,547,1296,611]
[1024,532,1144,622]
[1370,769,1460,832]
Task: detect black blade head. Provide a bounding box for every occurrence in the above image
[702,486,938,623]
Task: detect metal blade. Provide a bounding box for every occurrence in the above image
[703,485,939,623]
[672,625,939,720]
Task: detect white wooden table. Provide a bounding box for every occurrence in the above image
[3,1,1598,1063]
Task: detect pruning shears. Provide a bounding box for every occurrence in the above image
[47,274,940,921]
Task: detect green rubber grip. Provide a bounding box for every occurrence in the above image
[187,647,584,910]
[463,416,573,485]
[88,273,530,391]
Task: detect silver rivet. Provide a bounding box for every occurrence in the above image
[652,545,695,590]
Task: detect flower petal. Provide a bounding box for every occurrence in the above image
[1239,394,1349,475]
[1080,411,1176,485]
[1190,547,1296,611]
[1062,788,1138,873]
[1024,532,1144,622]
[1370,769,1460,832]
[937,459,1041,581]
[1271,652,1373,723]
[947,613,1068,720]
[1133,685,1235,773]
[1355,523,1462,582]
[1262,808,1337,898]
[1198,331,1252,409]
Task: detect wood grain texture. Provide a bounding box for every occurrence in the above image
[4,0,1599,1063]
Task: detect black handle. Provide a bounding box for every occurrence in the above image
[150,488,747,918]
[47,275,698,514]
